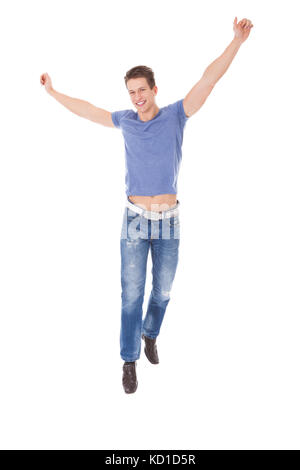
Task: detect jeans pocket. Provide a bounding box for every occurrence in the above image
[125,208,142,240]
[168,215,180,239]
[127,207,140,219]
[122,208,138,239]
[169,215,180,226]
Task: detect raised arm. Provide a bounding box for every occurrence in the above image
[40,73,115,128]
[183,17,254,118]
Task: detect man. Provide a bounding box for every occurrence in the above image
[40,17,253,394]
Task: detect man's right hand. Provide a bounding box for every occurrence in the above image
[39,74,115,127]
[40,73,53,93]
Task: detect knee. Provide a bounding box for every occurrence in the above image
[152,287,171,301]
[161,289,171,299]
[121,283,145,304]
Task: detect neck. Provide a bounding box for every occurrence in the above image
[138,103,160,122]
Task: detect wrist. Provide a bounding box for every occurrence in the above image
[233,36,243,46]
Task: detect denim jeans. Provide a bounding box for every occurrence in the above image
[120,198,180,362]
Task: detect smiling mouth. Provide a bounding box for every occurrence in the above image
[136,100,146,107]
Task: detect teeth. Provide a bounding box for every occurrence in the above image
[137,101,145,105]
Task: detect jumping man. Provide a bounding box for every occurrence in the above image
[40,17,253,394]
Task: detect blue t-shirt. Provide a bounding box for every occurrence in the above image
[111,99,189,196]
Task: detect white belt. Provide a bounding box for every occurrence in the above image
[125,198,180,220]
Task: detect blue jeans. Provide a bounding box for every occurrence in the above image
[120,198,180,362]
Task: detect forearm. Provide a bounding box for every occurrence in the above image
[203,37,243,86]
[48,88,92,118]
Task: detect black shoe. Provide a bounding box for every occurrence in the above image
[122,361,138,394]
[142,334,159,364]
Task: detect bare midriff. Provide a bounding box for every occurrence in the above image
[129,194,177,212]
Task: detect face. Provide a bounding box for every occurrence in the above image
[127,77,158,112]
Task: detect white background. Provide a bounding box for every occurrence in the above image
[1,0,299,450]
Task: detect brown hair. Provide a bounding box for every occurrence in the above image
[124,65,156,90]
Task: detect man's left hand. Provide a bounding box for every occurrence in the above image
[233,17,254,43]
